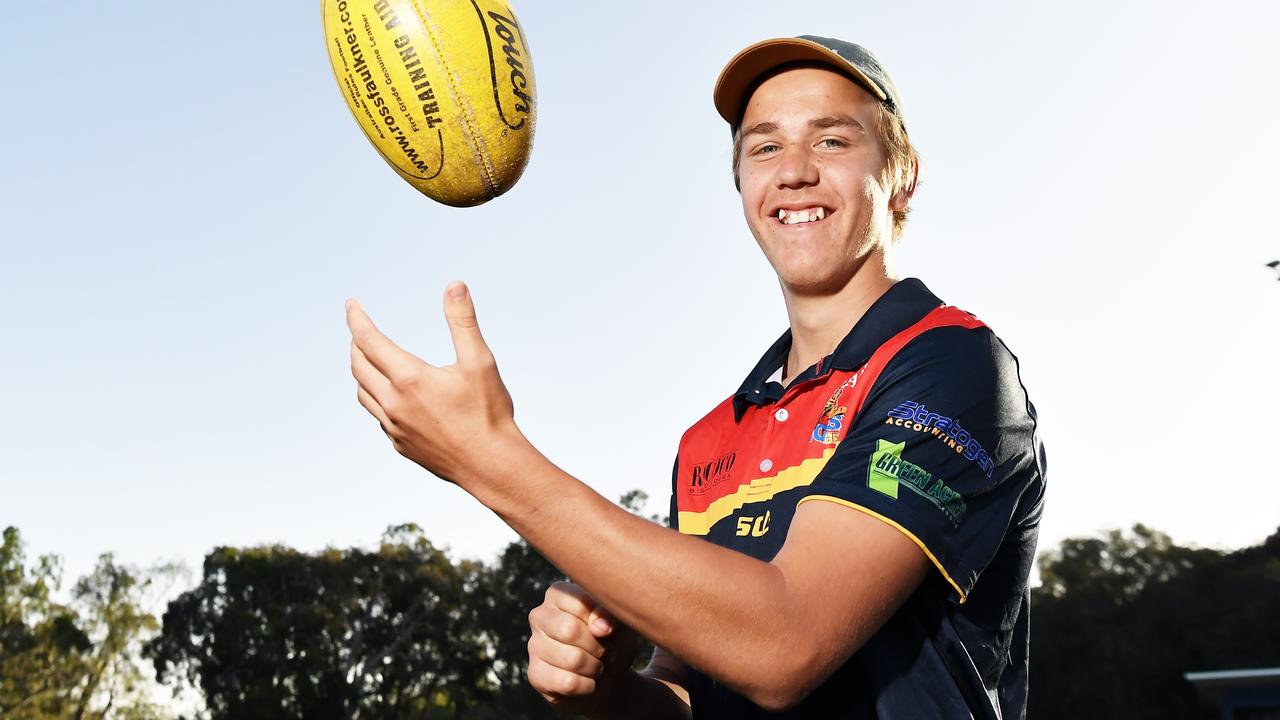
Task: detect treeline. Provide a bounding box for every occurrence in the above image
[2,491,662,720]
[1,526,182,719]
[1029,523,1280,719]
[147,524,573,719]
[2,508,1277,719]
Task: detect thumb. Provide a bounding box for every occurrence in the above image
[442,281,491,367]
[586,604,617,638]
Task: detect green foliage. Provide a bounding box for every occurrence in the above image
[71,554,184,720]
[468,539,569,720]
[145,493,663,719]
[1,527,178,720]
[1031,524,1280,720]
[1,526,85,717]
[148,524,494,719]
[15,503,1277,719]
[466,491,662,719]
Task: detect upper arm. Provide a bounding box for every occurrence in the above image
[764,501,931,704]
[760,326,1043,707]
[803,326,1043,604]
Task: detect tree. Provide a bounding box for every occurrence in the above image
[147,491,668,719]
[147,524,496,719]
[1,526,90,717]
[1030,524,1280,720]
[1,527,176,720]
[69,554,181,720]
[467,538,568,720]
[460,489,667,719]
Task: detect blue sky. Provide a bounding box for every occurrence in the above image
[2,0,1278,590]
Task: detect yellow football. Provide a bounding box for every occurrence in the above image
[322,0,536,207]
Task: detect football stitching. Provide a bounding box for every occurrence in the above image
[411,0,500,199]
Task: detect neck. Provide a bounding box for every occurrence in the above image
[780,247,898,382]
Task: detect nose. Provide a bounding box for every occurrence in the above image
[775,145,819,189]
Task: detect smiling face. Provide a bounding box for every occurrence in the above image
[737,65,907,296]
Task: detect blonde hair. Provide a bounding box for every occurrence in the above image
[731,102,920,243]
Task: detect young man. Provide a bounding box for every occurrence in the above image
[347,36,1045,719]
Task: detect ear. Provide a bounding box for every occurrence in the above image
[889,157,919,213]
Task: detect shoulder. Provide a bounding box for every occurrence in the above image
[677,395,737,449]
[872,319,1032,421]
[850,315,1043,487]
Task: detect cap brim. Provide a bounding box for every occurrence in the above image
[713,37,888,126]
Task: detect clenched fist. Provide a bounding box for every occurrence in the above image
[527,581,641,716]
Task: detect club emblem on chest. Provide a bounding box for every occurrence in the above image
[811,372,860,445]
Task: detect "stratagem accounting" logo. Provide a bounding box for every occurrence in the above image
[884,401,994,477]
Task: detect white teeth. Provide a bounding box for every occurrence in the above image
[779,208,826,224]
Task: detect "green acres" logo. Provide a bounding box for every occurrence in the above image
[867,439,966,526]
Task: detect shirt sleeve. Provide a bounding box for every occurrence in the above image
[667,456,679,531]
[803,326,1045,603]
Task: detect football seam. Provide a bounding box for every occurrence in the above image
[410,0,500,200]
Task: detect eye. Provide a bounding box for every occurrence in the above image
[819,137,847,149]
[751,143,781,156]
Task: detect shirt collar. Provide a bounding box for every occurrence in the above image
[732,278,943,421]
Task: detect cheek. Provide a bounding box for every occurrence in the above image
[859,172,892,207]
[738,164,766,202]
[739,179,771,225]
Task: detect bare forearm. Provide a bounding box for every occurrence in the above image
[348,282,923,712]
[461,438,797,700]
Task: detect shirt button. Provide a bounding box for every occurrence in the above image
[774,408,789,422]
[759,458,773,473]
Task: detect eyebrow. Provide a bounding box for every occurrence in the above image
[740,115,866,139]
[740,121,779,139]
[809,114,865,131]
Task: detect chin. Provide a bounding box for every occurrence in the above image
[776,266,853,296]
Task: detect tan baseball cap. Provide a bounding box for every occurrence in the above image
[713,36,906,130]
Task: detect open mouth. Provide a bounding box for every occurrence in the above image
[773,206,834,226]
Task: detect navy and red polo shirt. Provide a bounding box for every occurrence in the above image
[668,278,1046,719]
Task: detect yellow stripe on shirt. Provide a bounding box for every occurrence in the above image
[797,494,969,604]
[678,448,837,536]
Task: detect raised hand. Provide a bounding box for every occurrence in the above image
[346,281,523,486]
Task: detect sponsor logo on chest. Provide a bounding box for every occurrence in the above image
[688,451,736,495]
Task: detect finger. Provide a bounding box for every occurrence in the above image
[345,298,423,382]
[527,655,598,698]
[528,632,605,679]
[530,605,606,658]
[546,581,596,620]
[547,581,614,637]
[586,604,618,638]
[356,385,392,430]
[351,340,395,406]
[441,282,493,368]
